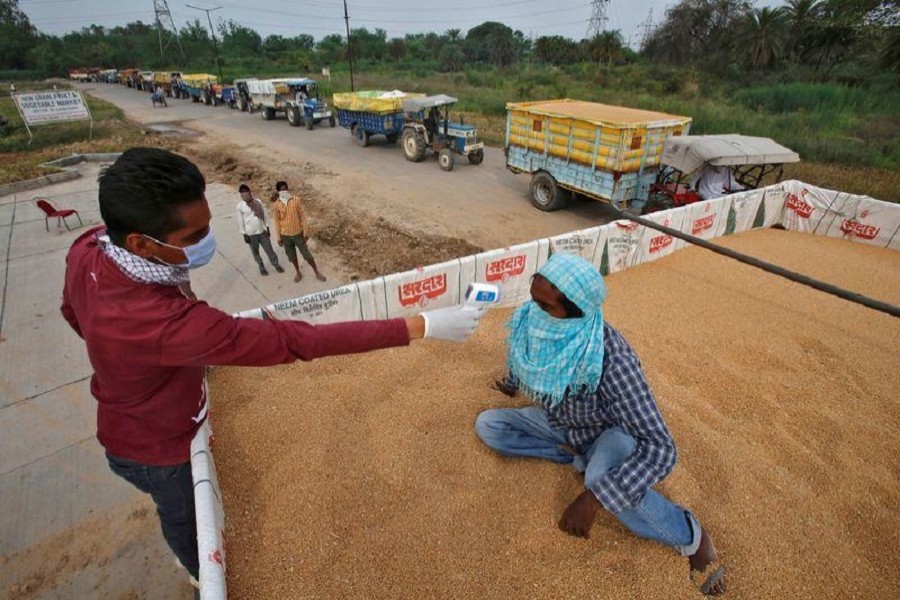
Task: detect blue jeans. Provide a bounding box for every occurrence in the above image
[475,407,701,556]
[107,454,200,579]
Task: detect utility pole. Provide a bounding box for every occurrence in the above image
[153,0,186,62]
[343,0,355,91]
[186,4,224,83]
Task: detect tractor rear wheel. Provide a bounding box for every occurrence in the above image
[288,107,301,127]
[353,125,370,147]
[438,149,455,172]
[530,171,570,211]
[468,148,485,165]
[402,129,426,162]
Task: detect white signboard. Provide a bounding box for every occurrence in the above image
[14,90,91,125]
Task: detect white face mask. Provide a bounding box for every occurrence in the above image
[278,191,290,203]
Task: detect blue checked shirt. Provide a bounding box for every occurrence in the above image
[506,322,677,514]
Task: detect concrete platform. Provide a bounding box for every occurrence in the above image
[0,161,346,598]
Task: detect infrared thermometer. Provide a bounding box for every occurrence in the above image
[464,283,500,307]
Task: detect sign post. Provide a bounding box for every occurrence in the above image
[12,90,93,145]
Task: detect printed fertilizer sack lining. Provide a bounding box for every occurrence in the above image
[638,207,688,262]
[191,421,227,600]
[549,226,604,263]
[379,259,464,319]
[724,189,765,236]
[683,197,729,242]
[461,240,549,308]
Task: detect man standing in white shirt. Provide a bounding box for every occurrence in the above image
[236,184,284,276]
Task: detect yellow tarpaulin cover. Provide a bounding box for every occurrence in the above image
[332,91,425,114]
[507,99,690,128]
[182,73,218,86]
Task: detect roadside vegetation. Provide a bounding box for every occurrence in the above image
[1,0,897,198]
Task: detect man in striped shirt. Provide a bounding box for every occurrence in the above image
[273,180,326,283]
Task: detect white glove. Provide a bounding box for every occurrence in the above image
[421,305,487,342]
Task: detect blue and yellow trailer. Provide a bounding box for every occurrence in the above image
[505,99,691,211]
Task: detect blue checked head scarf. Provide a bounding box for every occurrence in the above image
[507,253,608,406]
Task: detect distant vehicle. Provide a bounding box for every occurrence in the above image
[180,74,218,103]
[67,68,91,82]
[99,69,119,83]
[643,134,800,213]
[137,71,155,92]
[233,78,257,112]
[401,95,484,171]
[153,71,183,98]
[505,99,691,212]
[247,78,335,129]
[118,69,139,88]
[333,90,424,147]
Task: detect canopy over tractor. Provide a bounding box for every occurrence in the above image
[644,134,800,213]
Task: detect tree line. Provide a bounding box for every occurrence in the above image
[1,0,897,82]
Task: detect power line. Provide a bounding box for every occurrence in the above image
[186,3,224,82]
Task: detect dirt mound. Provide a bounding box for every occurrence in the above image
[185,146,482,278]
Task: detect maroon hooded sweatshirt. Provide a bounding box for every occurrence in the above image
[61,227,409,466]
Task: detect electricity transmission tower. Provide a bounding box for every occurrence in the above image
[586,0,610,38]
[153,0,186,62]
[639,8,655,50]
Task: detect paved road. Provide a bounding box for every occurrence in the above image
[78,83,612,250]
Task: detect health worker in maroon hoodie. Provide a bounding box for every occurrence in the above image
[61,147,486,587]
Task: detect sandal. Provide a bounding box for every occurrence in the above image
[690,563,726,595]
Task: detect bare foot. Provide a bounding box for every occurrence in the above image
[316,272,327,282]
[689,528,726,595]
[293,271,303,283]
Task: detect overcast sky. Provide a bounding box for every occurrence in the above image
[20,0,781,47]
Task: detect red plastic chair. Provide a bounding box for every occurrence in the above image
[34,197,83,231]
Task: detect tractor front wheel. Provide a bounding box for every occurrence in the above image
[386,133,399,144]
[288,107,301,127]
[530,171,569,211]
[329,115,336,127]
[261,107,274,121]
[353,125,370,148]
[402,129,426,162]
[468,148,485,165]
[238,97,247,112]
[438,149,455,172]
[305,114,314,130]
